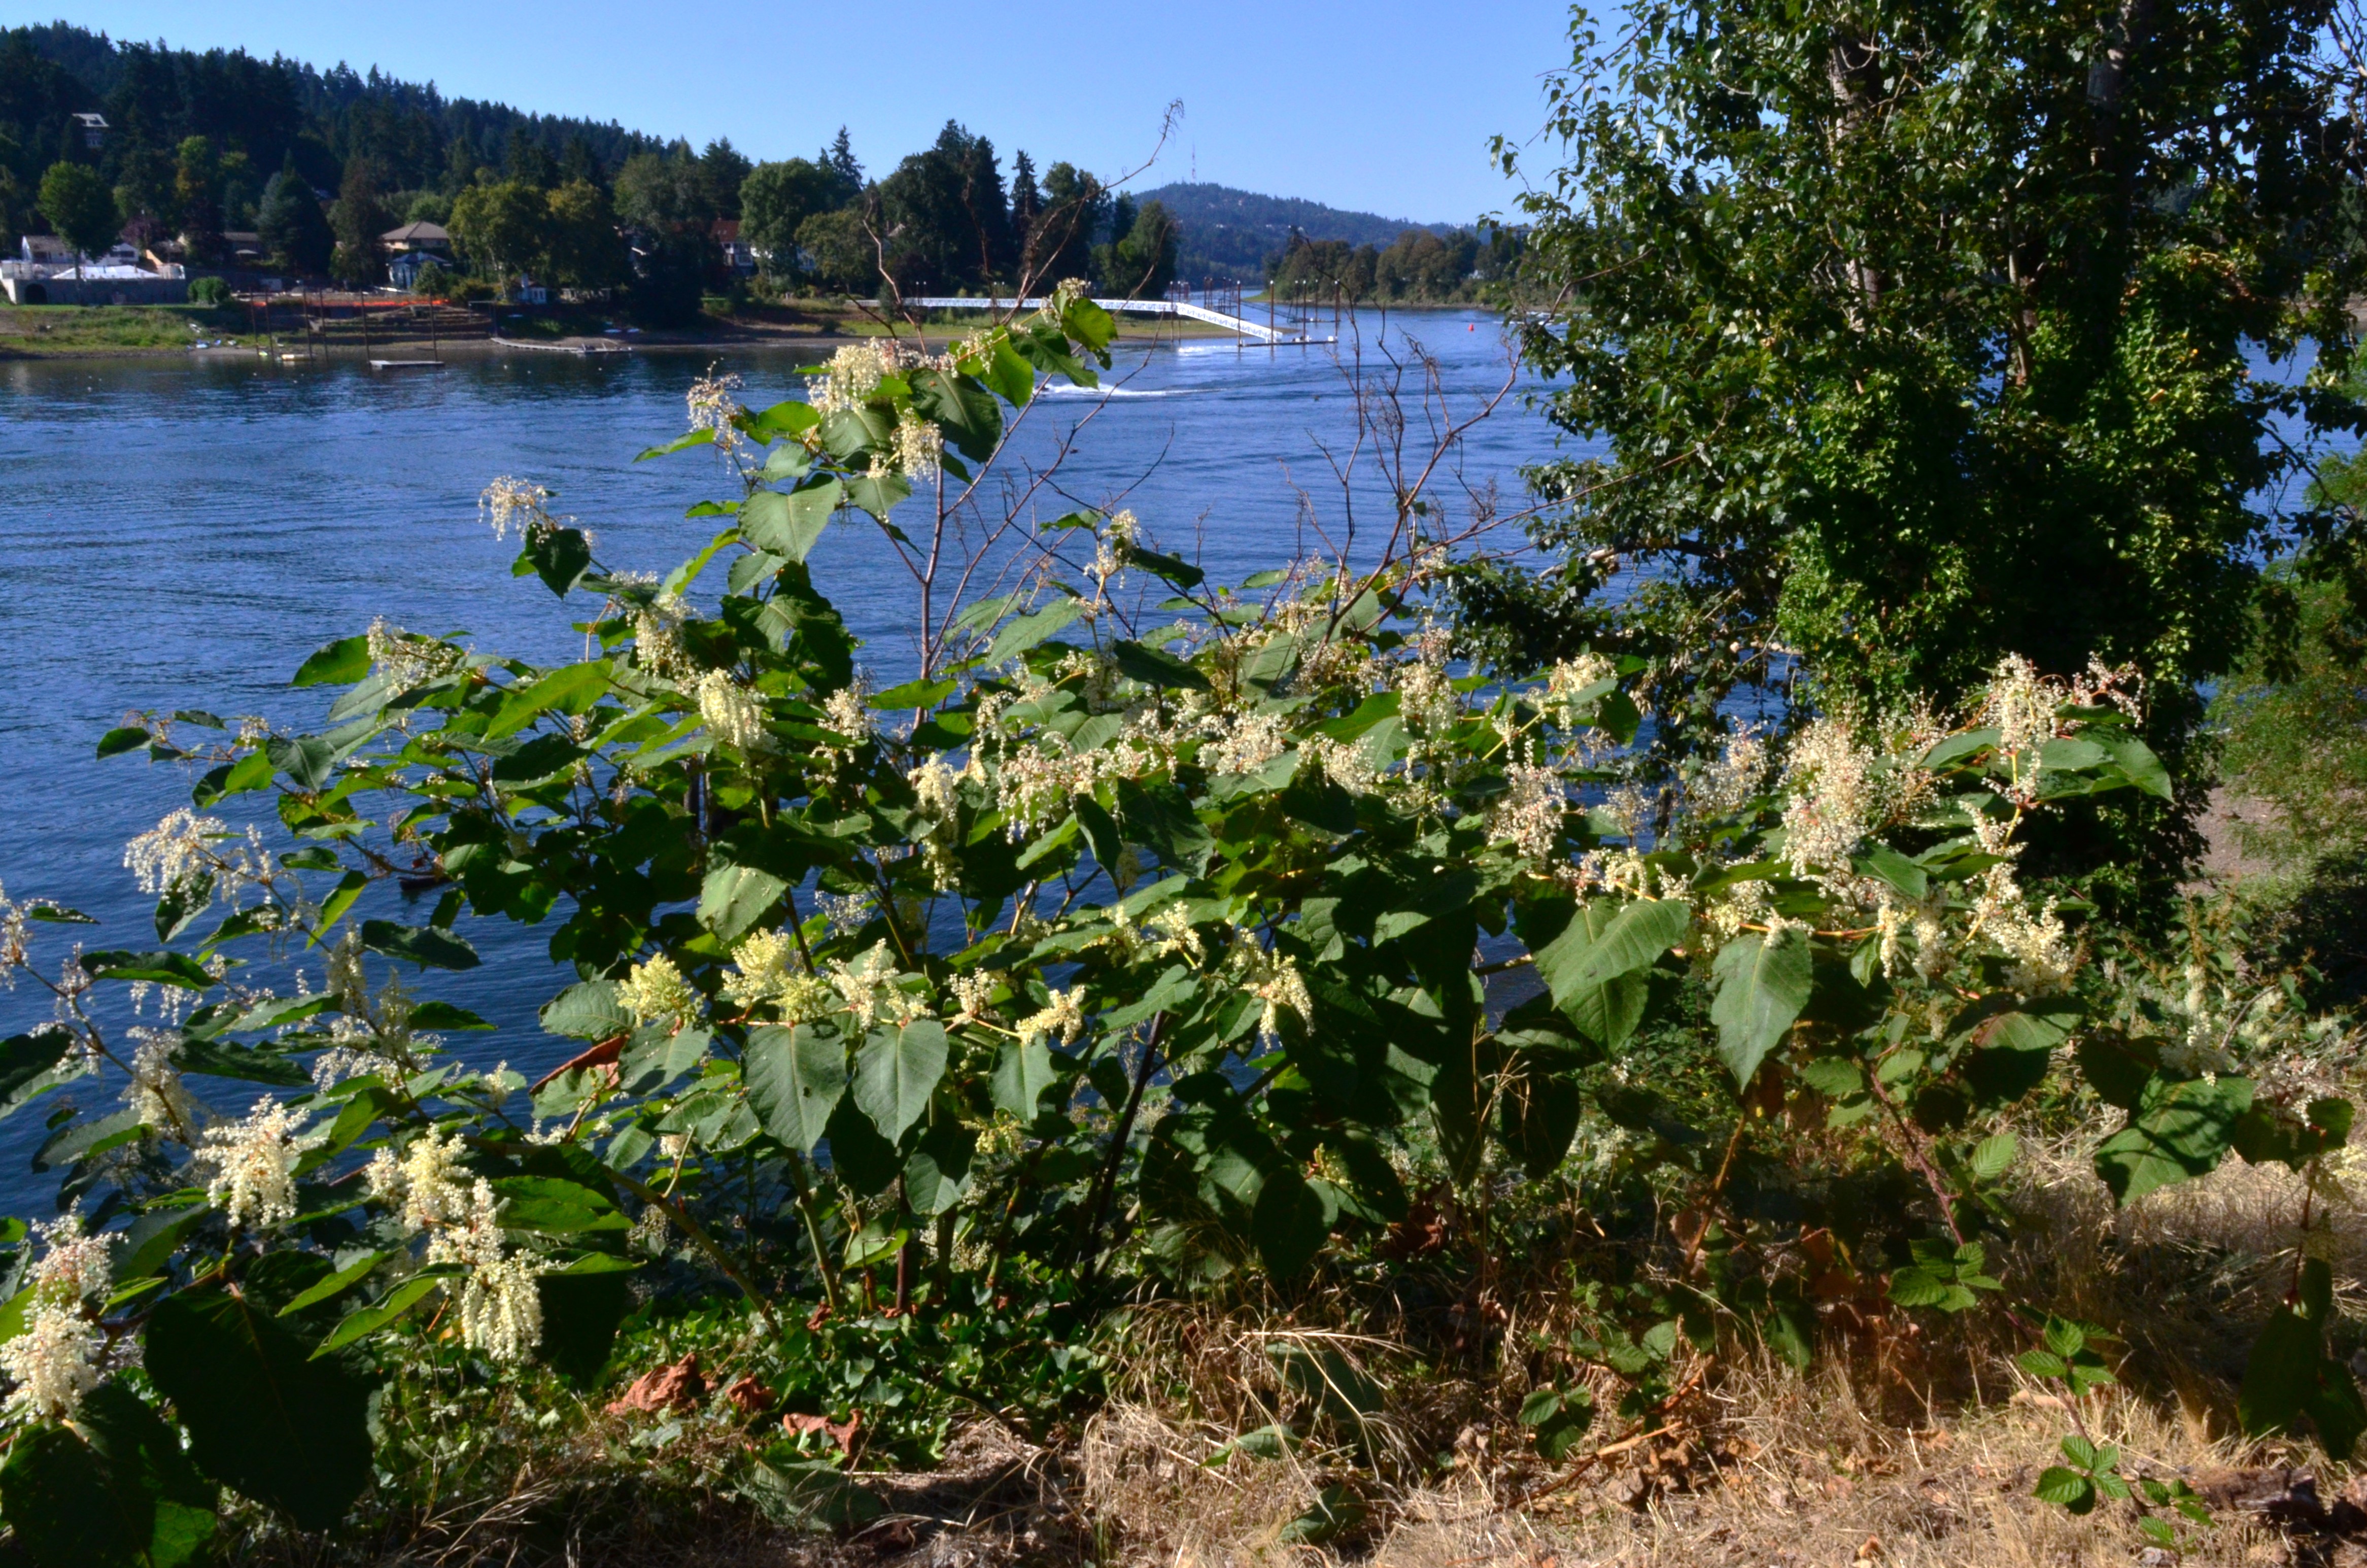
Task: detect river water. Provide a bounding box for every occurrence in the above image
[0,307,1563,1200]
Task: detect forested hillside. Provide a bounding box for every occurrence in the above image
[1141,181,1453,279]
[0,23,662,242]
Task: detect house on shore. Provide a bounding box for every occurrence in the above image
[383,220,453,292]
[3,231,188,304]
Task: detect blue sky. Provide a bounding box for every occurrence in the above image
[44,1,1577,222]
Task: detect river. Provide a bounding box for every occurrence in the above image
[0,307,1563,1200]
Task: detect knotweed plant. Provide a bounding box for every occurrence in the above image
[0,292,2345,1561]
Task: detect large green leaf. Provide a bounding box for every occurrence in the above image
[904,1121,976,1215]
[1112,638,1212,691]
[1532,898,1689,1045]
[697,863,787,945]
[1251,1169,1330,1278]
[0,1027,85,1119]
[742,1024,848,1154]
[2241,1262,2367,1458]
[737,480,841,563]
[540,980,629,1041]
[292,635,370,687]
[991,1035,1058,1120]
[1709,926,1812,1086]
[144,1285,374,1531]
[536,1258,635,1385]
[0,1380,217,1568]
[359,921,479,970]
[518,525,593,596]
[2095,1072,2254,1206]
[851,1021,947,1145]
[984,598,1080,664]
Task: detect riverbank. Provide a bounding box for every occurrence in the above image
[0,294,1320,362]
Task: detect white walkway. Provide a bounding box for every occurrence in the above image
[904,296,1328,345]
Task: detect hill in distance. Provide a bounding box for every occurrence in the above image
[1142,181,1458,281]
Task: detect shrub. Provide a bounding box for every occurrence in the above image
[0,294,2351,1557]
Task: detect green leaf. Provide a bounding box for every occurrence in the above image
[277,1250,391,1315]
[1709,926,1813,1087]
[2034,1467,2097,1512]
[536,1259,634,1385]
[311,870,365,943]
[0,1422,158,1568]
[96,726,150,759]
[540,980,629,1041]
[743,1024,846,1154]
[821,1093,901,1196]
[738,480,841,563]
[144,1284,374,1530]
[697,863,787,945]
[485,662,614,740]
[80,950,211,989]
[359,921,479,970]
[1112,638,1211,691]
[851,1021,947,1145]
[991,1035,1058,1119]
[171,1036,311,1087]
[315,1274,445,1354]
[984,598,1080,664]
[1251,1169,1331,1278]
[1853,844,1928,901]
[633,426,716,461]
[2094,731,2173,799]
[2095,1072,2254,1205]
[519,525,594,597]
[0,1027,84,1119]
[1532,899,1689,1044]
[903,1120,975,1215]
[266,734,336,791]
[1969,1131,2018,1182]
[293,635,371,687]
[410,1001,494,1031]
[843,471,910,522]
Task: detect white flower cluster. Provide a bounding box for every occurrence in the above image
[1203,710,1292,777]
[123,1027,200,1137]
[1017,984,1087,1049]
[697,670,770,753]
[822,679,875,744]
[1229,940,1314,1045]
[0,1218,114,1420]
[908,755,976,890]
[429,1181,544,1362]
[1488,759,1568,862]
[685,369,747,461]
[718,930,833,1022]
[365,617,464,691]
[123,809,231,897]
[368,1133,543,1361]
[480,475,559,542]
[891,411,943,482]
[808,341,901,418]
[1687,726,1772,823]
[617,954,699,1030]
[1778,719,1879,878]
[194,1097,309,1230]
[827,942,933,1031]
[817,892,875,939]
[630,589,693,678]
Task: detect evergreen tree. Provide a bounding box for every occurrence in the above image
[1008,149,1039,246]
[698,138,752,220]
[825,126,861,194]
[256,155,332,275]
[1028,161,1103,288]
